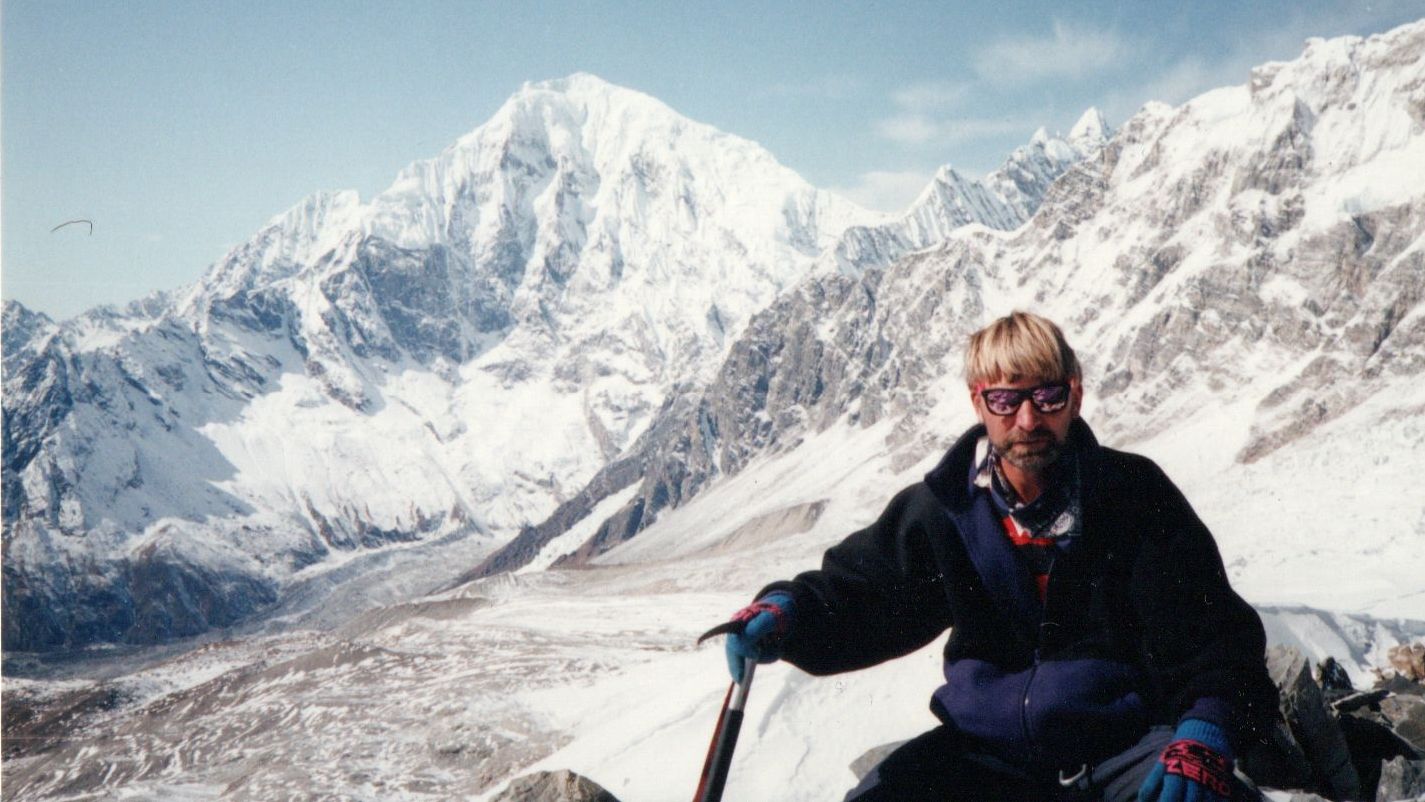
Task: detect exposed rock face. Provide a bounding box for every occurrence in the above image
[1,683,131,761]
[508,20,1425,575]
[1381,695,1425,754]
[1388,644,1425,683]
[1376,756,1425,802]
[1337,714,1420,797]
[474,123,1106,575]
[3,66,1104,651]
[1269,646,1363,799]
[490,770,620,802]
[1242,712,1317,793]
[7,21,1425,653]
[1,74,885,652]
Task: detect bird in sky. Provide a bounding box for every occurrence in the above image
[50,219,94,234]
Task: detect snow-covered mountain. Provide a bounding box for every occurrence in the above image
[2,74,1100,652]
[832,107,1110,272]
[4,19,1425,802]
[473,111,1110,576]
[487,21,1425,602]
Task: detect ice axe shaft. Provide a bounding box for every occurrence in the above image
[692,658,756,802]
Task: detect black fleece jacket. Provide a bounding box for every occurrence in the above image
[760,420,1278,757]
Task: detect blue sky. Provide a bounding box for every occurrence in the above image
[4,1,1422,320]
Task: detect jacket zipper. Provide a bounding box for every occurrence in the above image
[1022,549,1056,767]
[1020,662,1040,765]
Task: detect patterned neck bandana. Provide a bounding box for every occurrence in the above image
[973,436,1082,541]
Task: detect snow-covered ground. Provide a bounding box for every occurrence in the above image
[6,411,1421,801]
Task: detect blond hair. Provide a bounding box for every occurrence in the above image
[964,311,1082,387]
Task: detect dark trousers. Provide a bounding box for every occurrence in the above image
[844,725,1263,802]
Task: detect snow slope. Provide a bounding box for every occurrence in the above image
[3,74,1104,651]
[4,417,1420,801]
[2,74,885,651]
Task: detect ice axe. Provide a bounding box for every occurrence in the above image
[692,621,759,802]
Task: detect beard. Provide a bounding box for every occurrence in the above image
[992,427,1065,473]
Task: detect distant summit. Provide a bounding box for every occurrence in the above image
[0,73,875,651]
[1067,107,1110,151]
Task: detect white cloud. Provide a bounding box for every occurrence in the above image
[891,81,971,112]
[876,115,941,145]
[936,117,1031,143]
[875,81,985,146]
[830,170,933,213]
[974,20,1137,85]
[875,114,1027,147]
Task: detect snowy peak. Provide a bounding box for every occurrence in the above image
[830,113,1110,273]
[2,72,887,651]
[443,71,678,173]
[2,300,61,374]
[984,109,1111,221]
[505,20,1425,592]
[522,71,608,93]
[182,72,876,383]
[2,300,53,352]
[909,163,1020,231]
[502,72,686,145]
[371,71,873,253]
[1069,107,1110,151]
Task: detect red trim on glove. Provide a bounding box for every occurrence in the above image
[1160,739,1233,797]
[732,600,791,637]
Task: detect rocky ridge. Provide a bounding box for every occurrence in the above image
[4,73,882,650]
[830,107,1110,273]
[3,72,1098,650]
[486,20,1425,577]
[4,22,1423,659]
[474,113,1110,577]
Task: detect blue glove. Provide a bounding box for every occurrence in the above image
[1138,718,1235,802]
[724,592,795,682]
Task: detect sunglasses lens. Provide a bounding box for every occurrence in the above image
[1031,383,1069,412]
[983,389,1023,416]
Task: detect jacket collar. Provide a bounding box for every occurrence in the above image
[924,418,1106,651]
[924,418,1102,512]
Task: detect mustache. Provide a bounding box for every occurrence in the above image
[1005,428,1055,445]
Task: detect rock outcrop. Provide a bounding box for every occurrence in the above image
[1269,646,1364,799]
[1376,756,1425,802]
[849,642,1425,802]
[491,770,620,802]
[1256,643,1425,801]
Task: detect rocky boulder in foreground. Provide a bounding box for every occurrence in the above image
[491,770,621,802]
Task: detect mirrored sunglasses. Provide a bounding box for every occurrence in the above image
[979,382,1071,416]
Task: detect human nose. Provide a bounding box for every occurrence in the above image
[1013,398,1043,429]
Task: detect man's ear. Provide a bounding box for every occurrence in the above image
[1069,377,1084,418]
[969,384,986,424]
